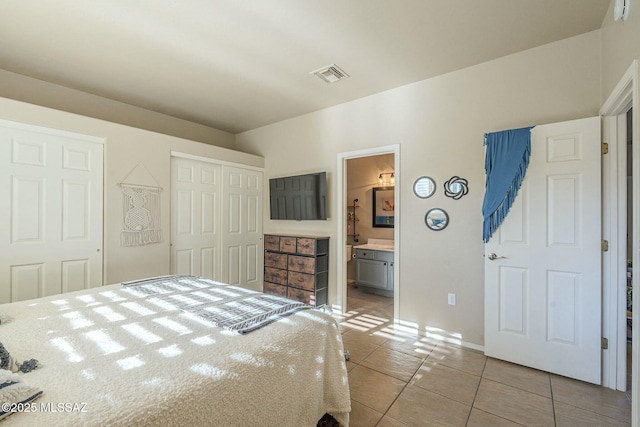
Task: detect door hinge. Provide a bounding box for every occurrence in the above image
[602,337,609,350]
[602,240,609,252]
[602,142,609,155]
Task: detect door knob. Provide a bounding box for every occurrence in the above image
[487,253,506,260]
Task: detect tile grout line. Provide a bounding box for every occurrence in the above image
[376,339,435,426]
[464,356,488,426]
[549,373,557,426]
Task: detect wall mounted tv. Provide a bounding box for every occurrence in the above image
[269,172,327,220]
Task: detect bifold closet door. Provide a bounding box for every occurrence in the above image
[170,157,221,280]
[221,165,263,291]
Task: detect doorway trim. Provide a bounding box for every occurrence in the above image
[600,59,638,424]
[336,144,400,317]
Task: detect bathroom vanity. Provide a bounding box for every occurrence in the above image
[354,239,394,296]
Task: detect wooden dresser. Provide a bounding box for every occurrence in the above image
[263,234,329,306]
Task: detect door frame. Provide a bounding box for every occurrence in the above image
[336,144,400,317]
[600,59,638,423]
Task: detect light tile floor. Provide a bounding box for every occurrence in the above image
[335,285,632,427]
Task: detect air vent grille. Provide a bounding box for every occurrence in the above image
[310,64,350,84]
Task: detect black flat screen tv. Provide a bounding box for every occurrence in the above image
[269,172,327,220]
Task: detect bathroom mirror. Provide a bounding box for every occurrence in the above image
[413,176,436,199]
[444,176,469,200]
[425,208,449,231]
[372,186,395,228]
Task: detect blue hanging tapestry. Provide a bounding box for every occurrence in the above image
[482,126,534,243]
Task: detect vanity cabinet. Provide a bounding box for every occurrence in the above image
[263,234,329,306]
[355,248,394,295]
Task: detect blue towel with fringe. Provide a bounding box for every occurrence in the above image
[482,126,534,243]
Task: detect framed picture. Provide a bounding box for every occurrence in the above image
[372,186,394,228]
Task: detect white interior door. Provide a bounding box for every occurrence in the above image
[170,157,221,280]
[0,120,104,303]
[221,165,263,291]
[484,117,602,384]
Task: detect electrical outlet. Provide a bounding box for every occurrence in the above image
[448,293,456,306]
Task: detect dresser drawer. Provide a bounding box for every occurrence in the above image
[287,270,327,291]
[263,282,287,297]
[287,271,315,292]
[287,255,316,274]
[287,286,327,307]
[264,267,287,285]
[296,238,316,255]
[296,237,328,255]
[264,252,287,269]
[287,287,315,306]
[279,236,297,253]
[264,235,280,251]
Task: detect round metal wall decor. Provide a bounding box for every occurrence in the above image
[413,176,436,199]
[425,208,449,231]
[444,176,469,200]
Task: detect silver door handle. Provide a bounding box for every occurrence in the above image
[487,253,506,260]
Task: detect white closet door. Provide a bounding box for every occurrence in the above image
[0,120,104,303]
[221,166,263,291]
[170,157,221,280]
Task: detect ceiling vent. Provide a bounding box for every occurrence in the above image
[310,64,350,84]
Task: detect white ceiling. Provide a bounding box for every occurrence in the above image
[0,0,610,134]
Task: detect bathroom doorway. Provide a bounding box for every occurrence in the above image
[345,154,395,317]
[336,145,400,320]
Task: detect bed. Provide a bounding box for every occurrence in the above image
[0,276,350,426]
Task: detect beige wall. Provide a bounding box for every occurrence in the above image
[601,0,640,100]
[0,69,236,149]
[237,31,602,347]
[0,96,263,285]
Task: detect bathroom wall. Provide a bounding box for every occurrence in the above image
[346,154,395,283]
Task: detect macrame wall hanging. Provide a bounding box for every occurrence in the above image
[119,163,163,247]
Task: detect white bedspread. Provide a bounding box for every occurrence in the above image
[0,281,350,426]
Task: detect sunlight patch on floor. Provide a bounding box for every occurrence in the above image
[425,326,462,345]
